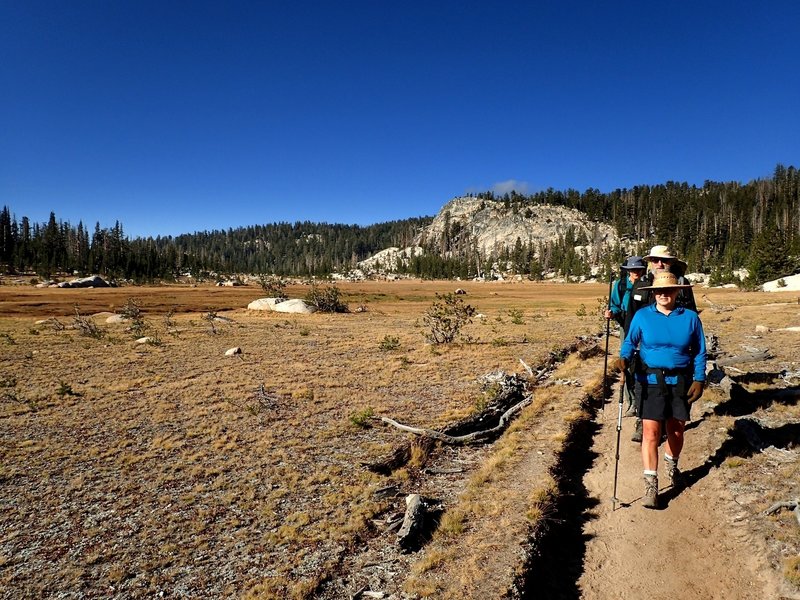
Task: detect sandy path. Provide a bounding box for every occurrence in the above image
[578,382,780,600]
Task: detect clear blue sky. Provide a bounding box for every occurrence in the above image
[2,1,798,238]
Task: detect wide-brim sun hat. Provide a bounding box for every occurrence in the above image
[644,245,688,269]
[639,271,693,290]
[620,256,646,270]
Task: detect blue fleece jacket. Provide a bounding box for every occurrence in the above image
[620,304,706,383]
[609,276,633,321]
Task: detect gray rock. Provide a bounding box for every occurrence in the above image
[247,298,286,311]
[273,299,316,314]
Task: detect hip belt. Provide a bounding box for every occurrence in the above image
[635,364,692,388]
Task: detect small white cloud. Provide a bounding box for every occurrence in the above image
[491,179,530,195]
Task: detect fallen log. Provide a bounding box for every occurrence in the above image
[397,494,440,551]
[378,394,532,445]
[716,350,773,366]
[764,499,800,527]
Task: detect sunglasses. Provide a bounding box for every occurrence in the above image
[650,257,674,265]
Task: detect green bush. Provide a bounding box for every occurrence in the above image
[304,283,349,313]
[379,335,401,351]
[423,292,476,344]
[349,407,374,429]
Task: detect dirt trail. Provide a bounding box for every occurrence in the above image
[577,379,782,600]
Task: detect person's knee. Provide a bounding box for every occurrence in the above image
[642,421,661,443]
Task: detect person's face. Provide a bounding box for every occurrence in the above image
[649,257,674,270]
[654,288,679,309]
[628,268,645,282]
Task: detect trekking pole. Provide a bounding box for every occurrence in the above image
[601,272,614,410]
[611,370,626,510]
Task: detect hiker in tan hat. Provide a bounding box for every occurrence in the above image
[615,270,707,509]
[621,245,698,442]
[642,245,697,313]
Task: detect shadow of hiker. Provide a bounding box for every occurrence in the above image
[659,418,800,507]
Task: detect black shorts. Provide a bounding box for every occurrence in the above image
[636,380,690,421]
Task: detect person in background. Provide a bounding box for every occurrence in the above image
[642,245,697,313]
[604,256,647,416]
[616,271,706,509]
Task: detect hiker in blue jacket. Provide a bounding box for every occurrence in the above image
[615,271,706,509]
[604,256,647,415]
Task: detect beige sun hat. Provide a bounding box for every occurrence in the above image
[639,270,693,290]
[643,244,688,267]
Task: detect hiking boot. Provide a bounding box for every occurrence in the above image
[643,475,659,509]
[623,403,637,418]
[665,457,685,490]
[631,418,643,443]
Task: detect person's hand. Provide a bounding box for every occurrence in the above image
[612,357,628,373]
[687,381,704,404]
[604,309,612,320]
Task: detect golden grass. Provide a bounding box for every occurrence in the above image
[1,279,798,596]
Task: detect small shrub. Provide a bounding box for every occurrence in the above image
[575,303,587,317]
[164,306,177,330]
[203,308,219,334]
[379,335,401,351]
[777,278,787,288]
[121,297,148,336]
[491,337,509,347]
[508,309,524,325]
[349,407,374,429]
[0,332,16,345]
[299,327,310,336]
[56,381,80,397]
[304,283,349,313]
[257,274,288,299]
[422,292,476,344]
[72,306,104,339]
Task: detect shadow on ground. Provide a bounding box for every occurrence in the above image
[514,401,602,600]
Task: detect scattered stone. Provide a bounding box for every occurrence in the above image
[224,347,242,356]
[106,314,126,324]
[135,337,152,344]
[454,288,467,295]
[755,325,770,333]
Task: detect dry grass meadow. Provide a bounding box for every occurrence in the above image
[1,279,798,598]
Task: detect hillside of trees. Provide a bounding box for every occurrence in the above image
[1,164,798,285]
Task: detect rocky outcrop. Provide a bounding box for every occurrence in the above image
[356,196,618,276]
[418,196,616,257]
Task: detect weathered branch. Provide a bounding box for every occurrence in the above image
[378,395,532,445]
[764,499,800,527]
[716,350,773,367]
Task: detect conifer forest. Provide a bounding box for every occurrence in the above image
[2,165,798,285]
